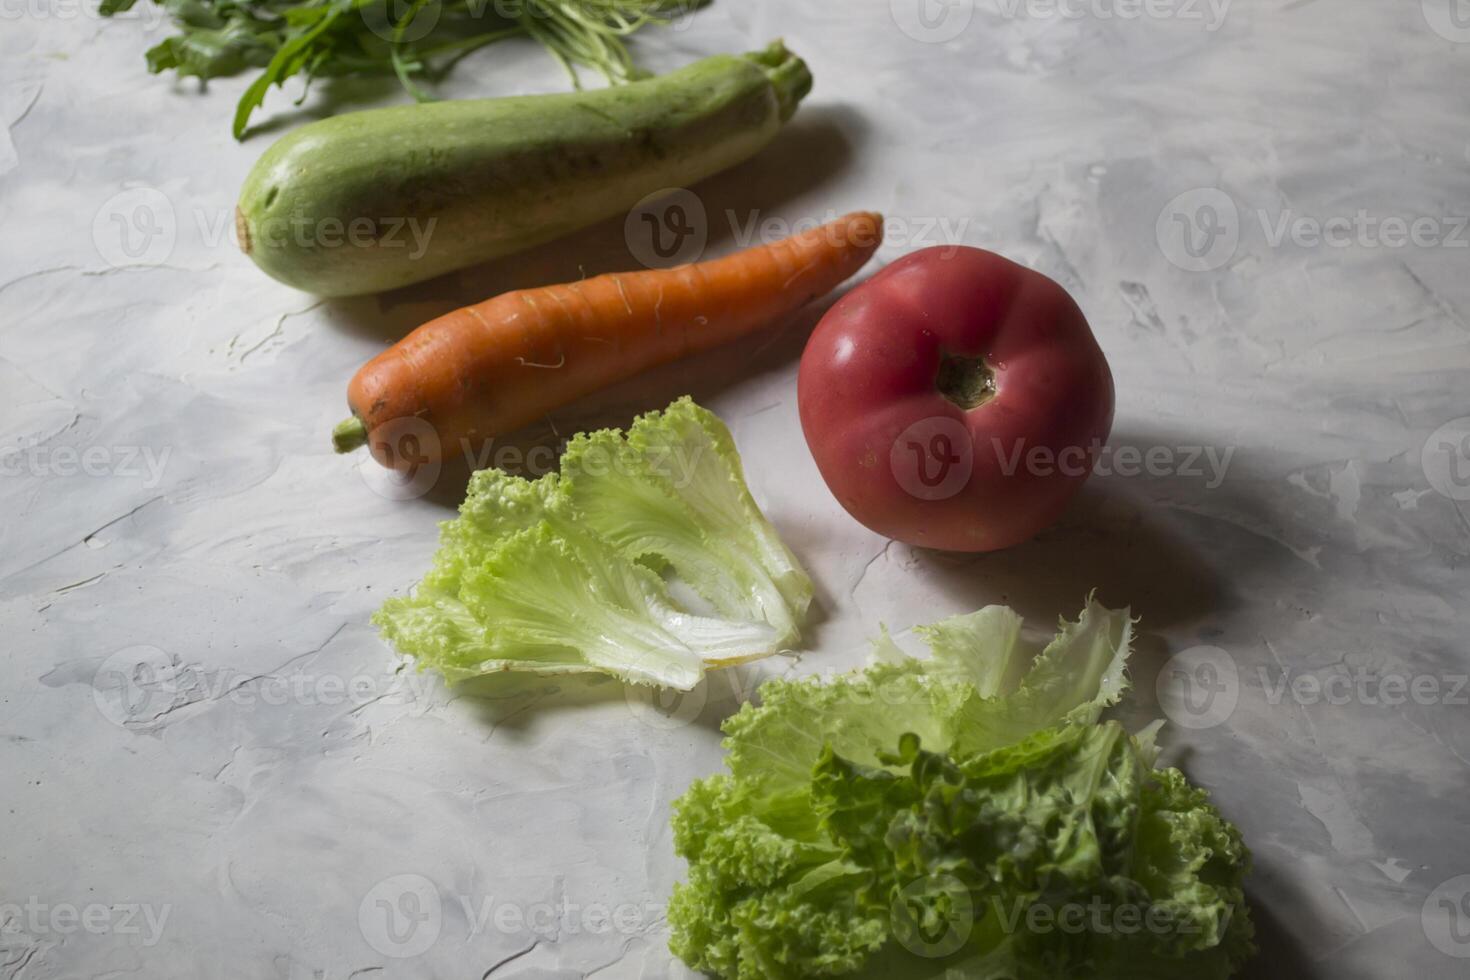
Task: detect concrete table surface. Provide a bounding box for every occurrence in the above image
[3,1,1469,977]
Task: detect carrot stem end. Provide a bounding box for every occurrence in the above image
[333,416,368,453]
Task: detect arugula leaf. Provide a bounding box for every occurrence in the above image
[232,6,344,138]
[99,0,708,138]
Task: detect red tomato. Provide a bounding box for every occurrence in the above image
[798,246,1114,552]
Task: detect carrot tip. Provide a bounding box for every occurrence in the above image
[333,416,368,453]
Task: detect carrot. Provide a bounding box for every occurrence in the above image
[333,210,884,468]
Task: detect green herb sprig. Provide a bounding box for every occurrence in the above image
[99,0,705,138]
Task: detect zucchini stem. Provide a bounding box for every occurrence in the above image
[745,40,811,123]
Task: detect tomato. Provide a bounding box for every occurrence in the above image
[797,246,1114,552]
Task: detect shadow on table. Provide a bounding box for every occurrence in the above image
[903,423,1296,664]
[1244,879,1319,979]
[238,76,407,142]
[448,672,625,736]
[447,657,762,740]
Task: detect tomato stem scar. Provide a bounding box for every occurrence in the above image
[935,352,997,410]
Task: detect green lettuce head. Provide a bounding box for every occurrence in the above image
[669,601,1254,979]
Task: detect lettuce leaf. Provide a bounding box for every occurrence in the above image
[562,397,812,643]
[669,601,1254,979]
[373,398,806,689]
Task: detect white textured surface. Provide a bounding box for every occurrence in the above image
[4,1,1470,977]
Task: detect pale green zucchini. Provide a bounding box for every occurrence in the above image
[235,42,811,296]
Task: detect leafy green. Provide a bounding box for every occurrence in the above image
[562,397,812,643]
[669,601,1255,979]
[98,0,707,138]
[373,398,809,690]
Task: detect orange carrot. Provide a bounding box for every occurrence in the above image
[333,211,884,468]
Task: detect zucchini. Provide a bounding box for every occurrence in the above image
[235,42,811,297]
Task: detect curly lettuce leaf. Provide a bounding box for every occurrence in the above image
[715,599,1131,796]
[373,400,800,689]
[562,398,812,644]
[668,601,1254,979]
